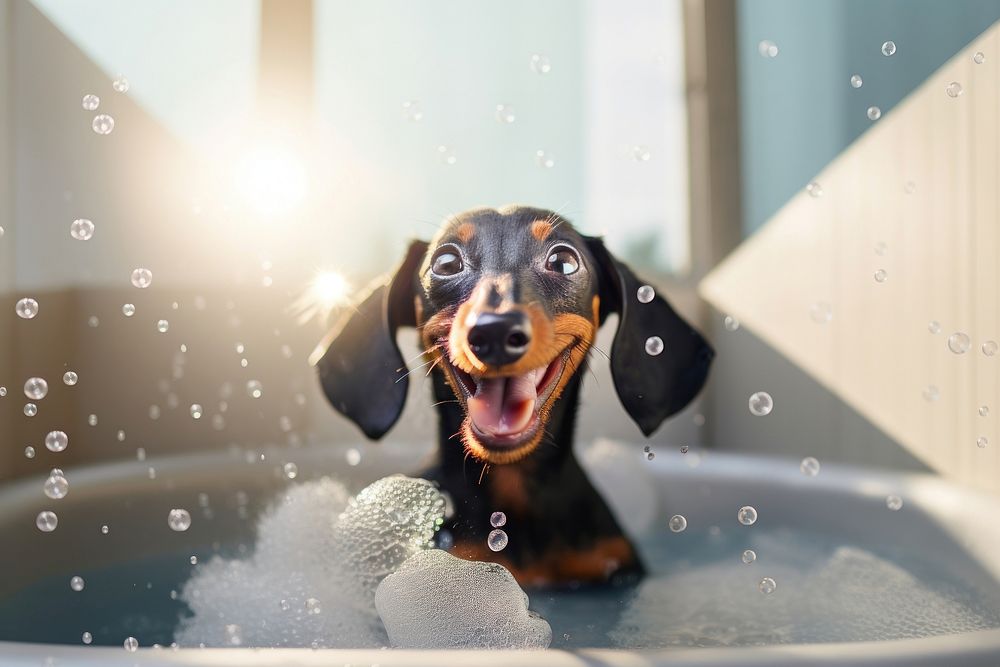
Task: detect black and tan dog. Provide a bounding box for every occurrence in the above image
[312,205,713,586]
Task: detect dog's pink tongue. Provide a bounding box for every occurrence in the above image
[467,371,539,436]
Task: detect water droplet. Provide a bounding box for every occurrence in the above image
[189,404,202,419]
[948,332,971,354]
[922,385,940,402]
[123,636,138,652]
[112,74,129,93]
[632,145,651,161]
[24,377,48,400]
[63,371,78,386]
[117,429,126,442]
[283,462,298,479]
[982,340,998,356]
[535,149,555,168]
[24,446,35,459]
[758,577,777,594]
[401,100,423,121]
[101,524,109,534]
[645,336,664,356]
[82,631,93,644]
[495,104,516,124]
[87,315,99,328]
[36,510,58,532]
[680,445,690,453]
[88,414,98,426]
[873,268,888,282]
[977,436,989,449]
[130,268,152,289]
[738,506,758,526]
[800,457,820,476]
[345,447,361,466]
[928,320,941,334]
[886,495,903,511]
[646,451,655,460]
[881,40,896,56]
[742,549,757,564]
[44,471,69,499]
[0,386,5,396]
[809,302,832,324]
[636,285,655,303]
[92,114,115,134]
[279,599,290,611]
[530,54,551,74]
[487,528,509,551]
[806,181,823,198]
[436,145,457,165]
[945,82,963,98]
[974,51,986,64]
[246,380,263,399]
[23,403,37,416]
[305,597,322,614]
[724,315,740,332]
[156,319,169,333]
[70,218,95,241]
[757,40,779,58]
[189,555,197,565]
[70,575,85,591]
[748,392,773,416]
[867,106,882,121]
[668,514,687,533]
[979,405,990,417]
[45,430,68,452]
[490,511,507,527]
[874,241,888,256]
[15,297,39,319]
[850,74,863,89]
[81,94,100,111]
[121,303,135,317]
[167,508,192,532]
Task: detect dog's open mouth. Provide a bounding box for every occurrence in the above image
[444,351,567,451]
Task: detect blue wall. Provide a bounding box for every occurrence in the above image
[738,0,1000,236]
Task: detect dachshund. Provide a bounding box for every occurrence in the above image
[311,205,713,587]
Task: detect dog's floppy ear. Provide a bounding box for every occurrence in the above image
[310,240,428,440]
[583,236,714,436]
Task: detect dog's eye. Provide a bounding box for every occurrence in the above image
[545,246,580,275]
[431,247,464,276]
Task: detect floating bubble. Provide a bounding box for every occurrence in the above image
[401,100,423,122]
[530,54,551,74]
[168,508,192,532]
[495,104,516,124]
[279,599,290,611]
[636,285,655,303]
[738,506,758,526]
[81,94,99,110]
[487,528,509,551]
[44,471,69,499]
[757,40,779,58]
[535,150,555,169]
[24,446,35,459]
[977,436,989,449]
[15,297,39,319]
[36,510,58,532]
[190,555,198,565]
[305,597,322,615]
[88,414,98,426]
[24,377,48,400]
[922,385,940,402]
[680,445,690,454]
[70,218,95,241]
[945,82,963,98]
[130,268,152,288]
[806,182,823,198]
[982,340,998,356]
[283,462,298,479]
[101,524,109,535]
[979,406,990,417]
[645,336,664,356]
[190,404,202,419]
[247,380,263,399]
[759,577,777,594]
[490,511,507,528]
[70,575,85,591]
[800,457,820,477]
[632,145,651,161]
[156,319,169,333]
[867,106,882,121]
[82,632,92,644]
[436,145,457,165]
[45,430,68,452]
[112,74,129,93]
[881,41,896,56]
[724,315,740,332]
[117,429,126,442]
[874,241,888,256]
[974,51,986,64]
[63,371,78,386]
[928,320,941,334]
[850,74,863,89]
[346,447,361,466]
[742,549,757,564]
[646,451,655,461]
[123,636,138,652]
[668,515,687,533]
[809,302,832,324]
[748,392,773,416]
[225,624,242,646]
[886,495,903,511]
[948,332,971,354]
[92,114,115,134]
[88,315,99,328]
[873,268,888,283]
[24,403,37,417]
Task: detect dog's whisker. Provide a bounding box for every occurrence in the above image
[394,357,437,384]
[478,462,490,485]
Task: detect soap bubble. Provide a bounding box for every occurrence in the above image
[494,104,516,124]
[130,268,152,288]
[15,297,39,319]
[974,51,986,64]
[922,385,940,402]
[945,82,963,98]
[24,403,37,417]
[724,315,740,331]
[646,451,655,461]
[759,577,777,594]
[881,41,896,56]
[36,510,58,532]
[668,515,687,533]
[982,340,998,356]
[530,54,551,74]
[24,446,34,459]
[305,597,322,615]
[742,549,757,564]
[92,114,115,134]
[886,495,903,511]
[738,506,758,526]
[346,448,361,466]
[757,40,779,58]
[24,377,48,400]
[45,430,68,452]
[123,636,138,652]
[850,74,863,88]
[928,320,941,334]
[806,182,823,198]
[867,107,882,121]
[224,624,242,645]
[0,386,5,396]
[168,508,192,532]
[69,218,95,241]
[637,285,655,303]
[977,436,988,449]
[283,462,298,479]
[490,511,507,527]
[44,471,69,499]
[979,406,989,417]
[88,414,97,426]
[645,336,664,356]
[632,145,652,161]
[156,319,169,333]
[809,302,832,324]
[873,268,888,282]
[117,429,125,442]
[101,524,109,534]
[82,632,92,644]
[247,380,263,399]
[436,145,457,165]
[748,392,773,416]
[800,457,820,477]
[81,94,99,110]
[63,371,78,386]
[87,315,99,328]
[190,404,202,419]
[401,100,423,122]
[112,74,130,93]
[535,150,555,168]
[487,529,509,551]
[70,575,85,591]
[948,332,971,354]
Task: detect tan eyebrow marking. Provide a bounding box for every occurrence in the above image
[530,219,553,241]
[456,222,475,243]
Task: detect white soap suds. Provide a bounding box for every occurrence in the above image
[375,549,552,649]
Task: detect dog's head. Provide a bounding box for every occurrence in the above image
[311,205,713,464]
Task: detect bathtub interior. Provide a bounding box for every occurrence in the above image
[2,441,1000,653]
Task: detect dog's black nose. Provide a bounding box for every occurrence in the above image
[467,311,532,366]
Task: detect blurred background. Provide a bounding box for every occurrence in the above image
[2,0,1000,485]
